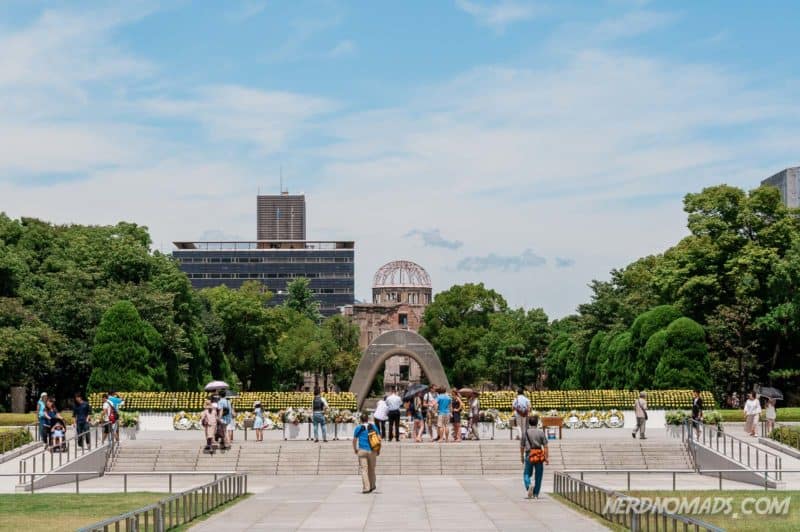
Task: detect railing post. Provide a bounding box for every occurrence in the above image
[75,473,80,494]
[718,471,722,490]
[672,471,676,491]
[627,471,631,491]
[169,473,173,494]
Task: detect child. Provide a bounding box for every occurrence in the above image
[766,398,777,434]
[200,400,218,453]
[51,421,66,451]
[253,402,265,442]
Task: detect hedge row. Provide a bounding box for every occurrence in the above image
[86,389,714,412]
[0,427,33,452]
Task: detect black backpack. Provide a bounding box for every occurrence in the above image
[313,396,324,411]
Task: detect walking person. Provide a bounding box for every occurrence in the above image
[512,388,531,440]
[451,389,463,442]
[436,386,452,443]
[743,391,761,437]
[373,396,389,438]
[72,393,92,449]
[765,398,777,434]
[632,391,648,440]
[353,413,380,494]
[520,414,549,499]
[386,387,403,442]
[691,389,704,439]
[200,400,218,453]
[37,392,50,444]
[467,392,481,440]
[217,390,233,448]
[312,388,329,443]
[412,392,425,442]
[253,401,265,442]
[424,387,439,442]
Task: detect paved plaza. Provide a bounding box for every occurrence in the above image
[189,476,609,532]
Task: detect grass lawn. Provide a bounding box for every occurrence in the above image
[718,408,800,423]
[627,490,800,532]
[0,493,163,531]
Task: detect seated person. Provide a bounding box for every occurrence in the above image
[51,421,66,450]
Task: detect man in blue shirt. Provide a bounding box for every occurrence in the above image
[72,393,92,449]
[352,413,379,493]
[436,387,452,443]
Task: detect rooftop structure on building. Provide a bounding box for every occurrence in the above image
[761,167,800,208]
[257,192,306,240]
[173,240,354,316]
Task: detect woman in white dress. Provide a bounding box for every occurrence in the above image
[743,392,762,437]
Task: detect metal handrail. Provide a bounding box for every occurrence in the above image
[78,473,247,532]
[17,422,115,481]
[560,468,800,491]
[554,471,724,532]
[685,419,782,480]
[1,470,238,494]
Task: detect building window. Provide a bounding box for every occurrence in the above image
[367,331,373,344]
[399,313,408,328]
[399,364,410,381]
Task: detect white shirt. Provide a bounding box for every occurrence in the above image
[512,394,530,414]
[744,399,762,416]
[374,400,389,421]
[386,394,403,411]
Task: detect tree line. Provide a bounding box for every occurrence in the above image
[421,185,800,402]
[2,183,798,405]
[0,215,359,406]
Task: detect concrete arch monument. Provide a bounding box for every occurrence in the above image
[349,329,450,410]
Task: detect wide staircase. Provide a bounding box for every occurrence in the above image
[109,438,692,476]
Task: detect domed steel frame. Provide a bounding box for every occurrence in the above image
[372,260,432,289]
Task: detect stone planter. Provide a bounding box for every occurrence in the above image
[285,423,304,440]
[336,423,355,439]
[478,422,494,440]
[665,424,681,438]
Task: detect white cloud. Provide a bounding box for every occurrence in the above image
[455,0,540,32]
[326,39,357,58]
[2,3,800,320]
[592,10,678,40]
[141,85,336,154]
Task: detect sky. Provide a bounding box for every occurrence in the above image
[1,0,799,318]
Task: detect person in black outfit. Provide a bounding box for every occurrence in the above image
[72,393,93,449]
[691,389,704,438]
[385,388,402,442]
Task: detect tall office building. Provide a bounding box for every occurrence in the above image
[257,193,306,240]
[762,167,800,208]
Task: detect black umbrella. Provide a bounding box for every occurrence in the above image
[403,383,429,402]
[757,386,784,400]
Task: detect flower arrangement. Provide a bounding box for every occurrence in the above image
[333,409,357,424]
[88,391,358,412]
[665,410,688,426]
[478,389,715,411]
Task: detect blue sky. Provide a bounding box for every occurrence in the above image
[1,0,799,317]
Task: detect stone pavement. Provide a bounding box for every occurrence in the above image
[189,476,610,531]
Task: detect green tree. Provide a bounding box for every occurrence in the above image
[630,305,683,388]
[480,308,549,388]
[323,314,361,390]
[284,277,321,323]
[202,281,276,389]
[653,317,712,390]
[88,301,164,392]
[420,283,508,385]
